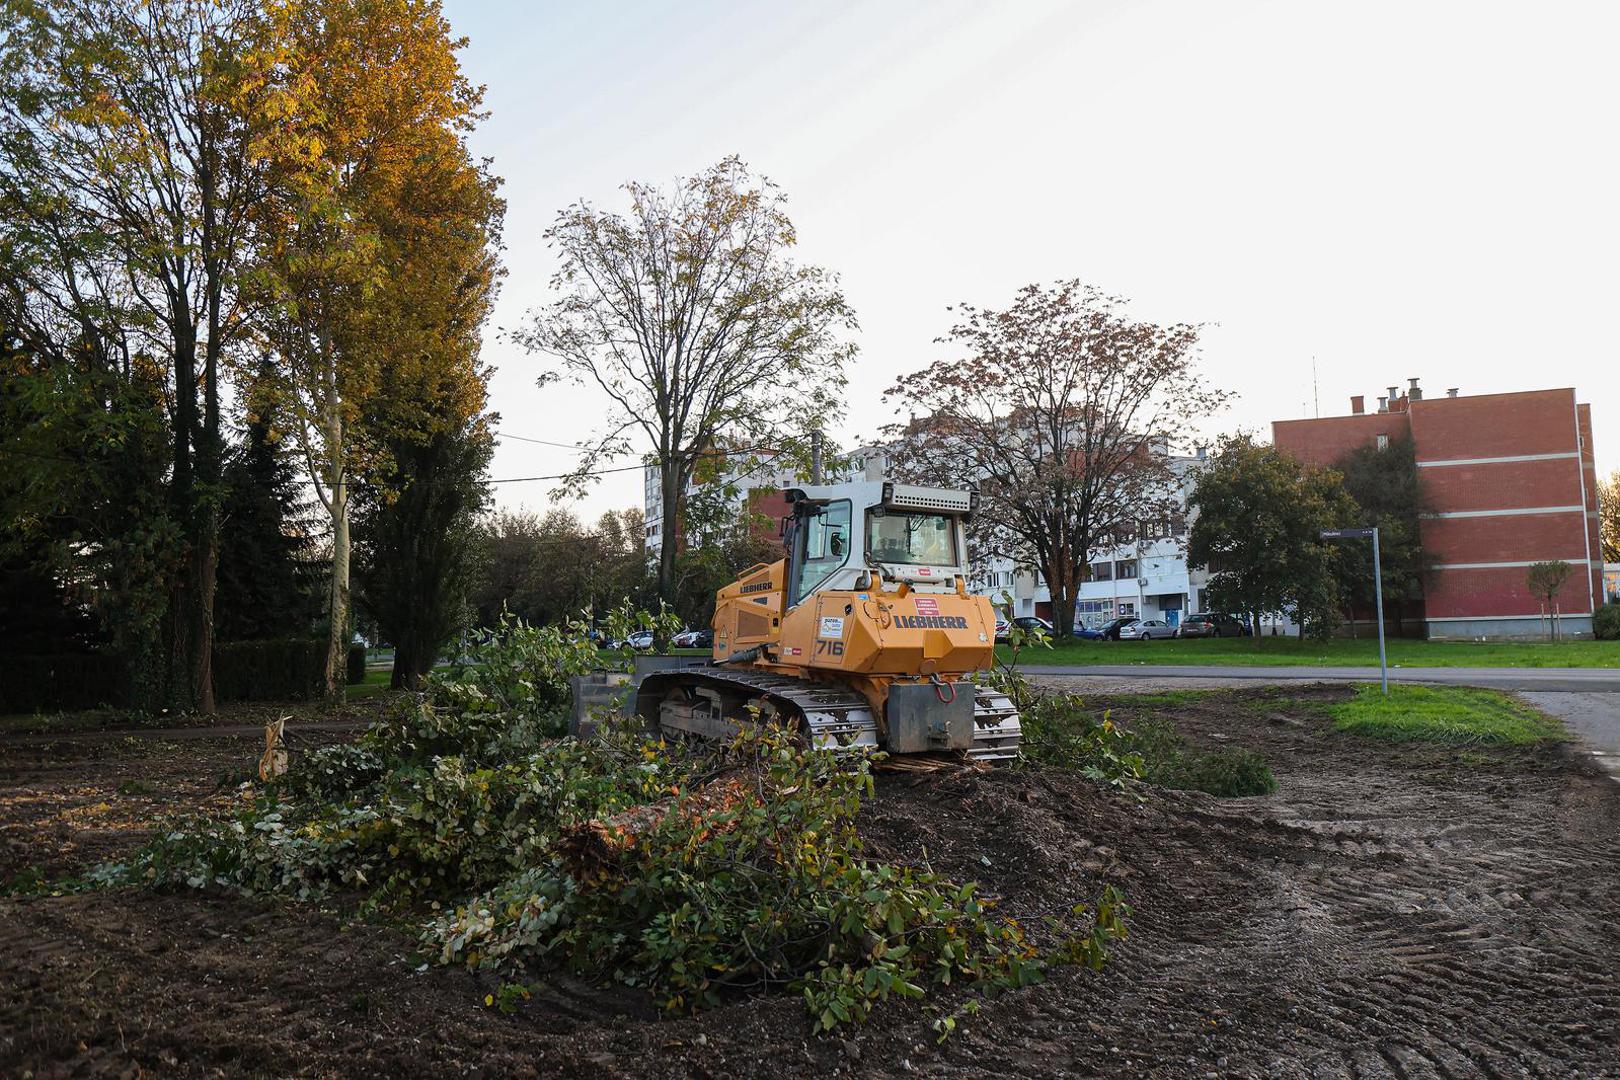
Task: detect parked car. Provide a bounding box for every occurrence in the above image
[1118,618,1173,640]
[1096,616,1137,641]
[689,628,714,649]
[994,618,1012,642]
[624,629,655,651]
[1073,623,1107,640]
[1009,616,1054,641]
[670,628,705,648]
[1177,612,1249,638]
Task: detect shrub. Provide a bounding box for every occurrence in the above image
[424,725,1118,1027]
[1123,717,1277,797]
[1594,604,1620,641]
[1016,692,1144,791]
[0,653,129,712]
[430,610,609,740]
[213,639,326,702]
[1,639,353,713]
[347,642,368,685]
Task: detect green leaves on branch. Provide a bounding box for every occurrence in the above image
[93,610,1127,1033]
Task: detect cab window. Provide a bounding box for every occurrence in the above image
[792,499,851,605]
[867,510,956,566]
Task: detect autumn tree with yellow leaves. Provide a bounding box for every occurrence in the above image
[248,0,501,701]
[0,0,502,709]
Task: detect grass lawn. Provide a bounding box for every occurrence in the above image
[1328,684,1564,745]
[1006,636,1620,669]
[346,668,395,701]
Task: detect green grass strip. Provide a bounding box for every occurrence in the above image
[1328,684,1564,746]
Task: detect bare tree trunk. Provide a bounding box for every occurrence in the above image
[193,311,223,715]
[327,490,350,703]
[657,461,682,602]
[192,534,218,713]
[323,350,349,706]
[1048,558,1076,638]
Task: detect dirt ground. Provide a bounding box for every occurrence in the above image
[3,686,1618,1079]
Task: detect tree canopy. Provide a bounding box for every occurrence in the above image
[0,0,502,710]
[1187,436,1358,638]
[1334,435,1430,626]
[884,281,1228,637]
[516,157,855,601]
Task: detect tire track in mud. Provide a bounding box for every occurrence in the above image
[5,689,1620,1078]
[895,694,1620,1079]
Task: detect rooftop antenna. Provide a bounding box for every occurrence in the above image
[1313,356,1319,418]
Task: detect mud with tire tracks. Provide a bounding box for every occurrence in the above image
[2,685,1617,1078]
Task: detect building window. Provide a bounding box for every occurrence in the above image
[1170,516,1187,538]
[1090,561,1113,581]
[1116,558,1138,579]
[1075,599,1115,629]
[1376,433,1389,450]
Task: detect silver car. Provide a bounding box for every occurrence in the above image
[1118,618,1173,640]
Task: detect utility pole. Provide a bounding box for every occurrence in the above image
[1321,526,1387,695]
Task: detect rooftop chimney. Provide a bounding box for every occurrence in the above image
[1447,387,1459,398]
[1350,395,1365,415]
[1408,377,1422,402]
[1387,385,1399,404]
[1377,396,1388,413]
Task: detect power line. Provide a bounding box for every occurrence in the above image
[0,439,810,488]
[492,430,589,451]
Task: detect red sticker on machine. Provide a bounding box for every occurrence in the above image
[914,597,940,616]
[917,567,932,576]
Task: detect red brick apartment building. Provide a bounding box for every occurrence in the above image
[1273,381,1603,640]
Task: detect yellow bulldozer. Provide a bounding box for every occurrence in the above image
[631,480,1021,762]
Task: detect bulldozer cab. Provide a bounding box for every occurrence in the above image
[783,480,973,609]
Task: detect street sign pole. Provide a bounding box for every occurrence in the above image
[1371,526,1387,695]
[1320,526,1388,695]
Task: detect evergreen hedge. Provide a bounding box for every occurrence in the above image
[347,642,368,686]
[1,638,349,714]
[0,654,129,713]
[213,638,328,702]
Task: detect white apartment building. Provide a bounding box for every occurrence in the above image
[983,450,1213,631]
[642,443,889,553]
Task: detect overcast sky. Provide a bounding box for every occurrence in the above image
[443,0,1619,521]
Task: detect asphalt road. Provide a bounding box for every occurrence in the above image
[1028,663,1620,779]
[1023,664,1620,693]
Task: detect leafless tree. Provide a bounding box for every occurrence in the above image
[1527,559,1573,641]
[517,157,856,600]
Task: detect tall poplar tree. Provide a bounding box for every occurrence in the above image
[250,0,494,701]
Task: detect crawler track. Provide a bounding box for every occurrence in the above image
[634,665,1022,762]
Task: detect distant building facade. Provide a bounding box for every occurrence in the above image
[1274,381,1603,640]
[985,449,1210,629]
[642,444,888,554]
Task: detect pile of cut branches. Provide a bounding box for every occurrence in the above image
[93,615,1128,1031]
